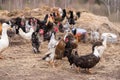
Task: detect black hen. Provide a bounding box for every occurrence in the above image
[64,49,74,66]
[64,40,78,66]
[76,11,81,19]
[13,17,26,34]
[62,9,67,20]
[43,31,52,42]
[67,10,75,25]
[31,32,40,53]
[58,23,64,33]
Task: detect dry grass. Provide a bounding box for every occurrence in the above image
[0,7,120,80]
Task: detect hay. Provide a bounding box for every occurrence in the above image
[76,12,120,36]
[0,6,120,37]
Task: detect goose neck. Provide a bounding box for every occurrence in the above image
[93,47,100,57]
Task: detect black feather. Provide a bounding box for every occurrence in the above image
[42,53,50,60]
[31,32,40,53]
[58,23,64,33]
[66,47,100,70]
[92,41,102,52]
[68,10,75,25]
[62,9,66,19]
[76,11,81,18]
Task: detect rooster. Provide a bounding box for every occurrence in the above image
[57,20,70,33]
[42,32,58,67]
[48,32,58,50]
[53,8,67,24]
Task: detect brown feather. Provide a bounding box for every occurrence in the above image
[55,39,66,59]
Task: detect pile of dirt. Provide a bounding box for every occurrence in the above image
[76,12,120,36]
[0,10,9,16]
[0,6,120,37]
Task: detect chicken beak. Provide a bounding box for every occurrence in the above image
[8,26,13,31]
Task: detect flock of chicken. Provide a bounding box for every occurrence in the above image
[0,7,118,73]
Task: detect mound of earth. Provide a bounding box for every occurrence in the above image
[0,6,120,80]
[76,12,120,36]
[1,6,120,36]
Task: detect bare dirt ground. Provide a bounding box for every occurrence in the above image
[0,7,120,80]
[0,35,120,80]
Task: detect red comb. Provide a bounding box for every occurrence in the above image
[54,27,58,32]
[39,29,44,35]
[65,38,69,42]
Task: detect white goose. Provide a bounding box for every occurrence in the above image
[19,27,34,40]
[92,32,110,56]
[0,23,11,52]
[101,33,117,43]
[97,35,108,57]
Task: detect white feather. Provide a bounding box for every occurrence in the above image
[63,21,70,32]
[93,46,100,57]
[0,23,10,52]
[19,28,34,40]
[44,48,55,61]
[58,8,63,16]
[91,30,100,41]
[25,20,32,32]
[64,30,69,41]
[96,36,108,57]
[101,33,117,43]
[48,33,58,50]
